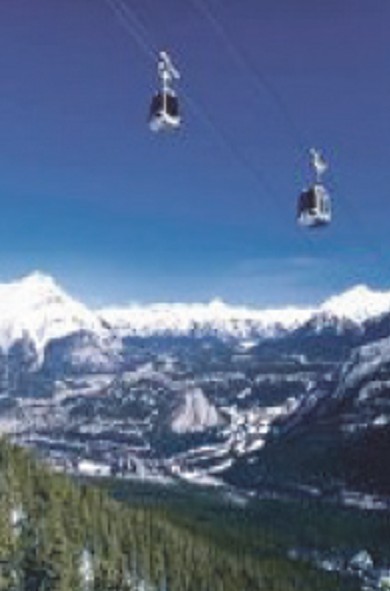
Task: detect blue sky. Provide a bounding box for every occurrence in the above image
[0,0,389,307]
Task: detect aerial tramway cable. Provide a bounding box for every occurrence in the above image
[186,0,337,232]
[187,0,309,155]
[188,0,390,260]
[102,2,350,321]
[103,0,385,273]
[102,0,341,307]
[104,0,277,202]
[103,0,155,60]
[102,0,283,208]
[102,0,390,291]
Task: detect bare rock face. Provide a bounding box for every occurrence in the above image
[171,387,222,434]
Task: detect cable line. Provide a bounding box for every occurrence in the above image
[189,0,390,264]
[103,0,156,61]
[102,0,390,293]
[102,0,282,207]
[187,0,308,155]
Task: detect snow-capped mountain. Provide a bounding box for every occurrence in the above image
[251,285,390,362]
[0,271,390,495]
[1,272,390,355]
[278,285,390,339]
[320,284,390,323]
[99,299,314,340]
[0,272,105,358]
[99,285,390,342]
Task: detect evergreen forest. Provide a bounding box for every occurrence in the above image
[0,440,360,591]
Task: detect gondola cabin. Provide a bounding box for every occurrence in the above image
[149,90,181,132]
[297,184,331,228]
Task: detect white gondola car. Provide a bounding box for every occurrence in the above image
[149,51,181,132]
[297,184,331,227]
[149,89,181,132]
[298,148,331,228]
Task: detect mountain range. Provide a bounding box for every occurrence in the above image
[0,271,390,499]
[2,271,390,352]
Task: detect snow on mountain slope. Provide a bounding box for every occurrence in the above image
[320,285,390,323]
[286,285,390,338]
[99,287,390,339]
[99,299,314,339]
[1,272,390,359]
[0,272,105,356]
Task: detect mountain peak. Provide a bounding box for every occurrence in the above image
[338,284,374,297]
[0,271,65,302]
[0,271,104,355]
[1,272,390,354]
[21,270,57,284]
[320,284,390,323]
[15,271,62,293]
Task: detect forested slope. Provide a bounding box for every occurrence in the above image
[0,440,357,591]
